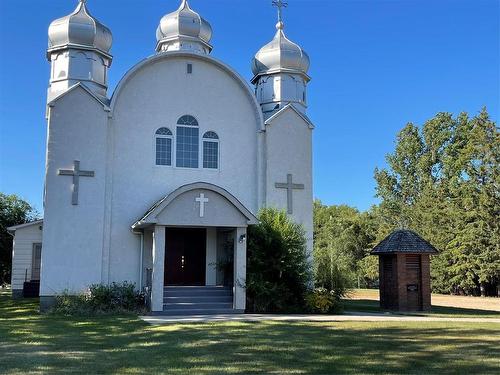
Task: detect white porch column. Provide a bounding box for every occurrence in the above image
[233,227,247,311]
[151,225,166,312]
[205,227,217,286]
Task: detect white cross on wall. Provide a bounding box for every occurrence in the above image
[195,193,209,218]
[58,160,95,205]
[275,174,304,214]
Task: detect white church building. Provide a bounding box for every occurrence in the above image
[8,0,314,314]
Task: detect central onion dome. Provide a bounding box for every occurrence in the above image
[156,0,213,54]
[47,0,112,59]
[252,21,310,78]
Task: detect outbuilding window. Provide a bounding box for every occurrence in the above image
[155,127,173,166]
[203,131,219,169]
[176,115,199,168]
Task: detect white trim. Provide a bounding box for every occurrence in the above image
[265,103,315,129]
[47,82,110,111]
[132,182,259,229]
[7,220,44,234]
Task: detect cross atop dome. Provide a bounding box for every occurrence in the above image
[272,0,288,24]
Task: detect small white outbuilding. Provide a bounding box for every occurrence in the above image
[7,220,43,298]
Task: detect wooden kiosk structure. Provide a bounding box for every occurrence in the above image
[371,230,438,312]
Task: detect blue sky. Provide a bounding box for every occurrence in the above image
[0,0,498,214]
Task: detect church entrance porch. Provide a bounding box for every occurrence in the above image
[132,182,258,314]
[161,227,237,315]
[152,225,246,315]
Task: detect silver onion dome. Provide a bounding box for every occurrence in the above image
[156,0,213,53]
[47,0,112,57]
[252,21,310,77]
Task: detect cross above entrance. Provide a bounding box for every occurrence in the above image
[195,193,209,218]
[275,174,304,214]
[58,160,95,205]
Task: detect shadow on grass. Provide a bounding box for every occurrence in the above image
[344,298,500,318]
[1,289,499,374]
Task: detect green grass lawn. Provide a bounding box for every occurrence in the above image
[1,289,499,374]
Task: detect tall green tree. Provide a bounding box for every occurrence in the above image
[0,193,39,285]
[373,109,499,295]
[445,110,500,295]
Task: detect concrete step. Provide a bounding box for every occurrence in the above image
[155,309,245,316]
[164,288,232,297]
[164,295,233,303]
[163,302,233,310]
[164,286,232,292]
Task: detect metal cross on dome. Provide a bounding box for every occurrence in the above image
[272,0,288,23]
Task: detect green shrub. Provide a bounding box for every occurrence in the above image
[246,208,312,313]
[51,293,93,316]
[306,287,336,313]
[51,282,144,316]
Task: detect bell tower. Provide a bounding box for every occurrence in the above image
[47,0,113,101]
[251,0,310,117]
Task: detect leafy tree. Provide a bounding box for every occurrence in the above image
[246,208,312,312]
[0,193,39,285]
[445,110,500,295]
[374,109,499,296]
[313,201,378,293]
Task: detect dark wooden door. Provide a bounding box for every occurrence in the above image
[405,254,422,311]
[165,228,206,286]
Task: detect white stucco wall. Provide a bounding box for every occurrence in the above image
[10,223,43,292]
[264,107,314,254]
[40,49,314,301]
[106,53,262,285]
[41,87,109,296]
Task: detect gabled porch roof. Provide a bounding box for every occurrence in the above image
[132,182,258,230]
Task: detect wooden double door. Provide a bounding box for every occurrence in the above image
[164,228,206,286]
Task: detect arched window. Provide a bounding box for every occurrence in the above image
[176,115,199,168]
[155,127,173,166]
[203,131,219,169]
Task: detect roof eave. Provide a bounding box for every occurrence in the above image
[251,69,311,84]
[47,44,113,63]
[265,103,315,129]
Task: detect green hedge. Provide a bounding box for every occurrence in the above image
[51,282,145,316]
